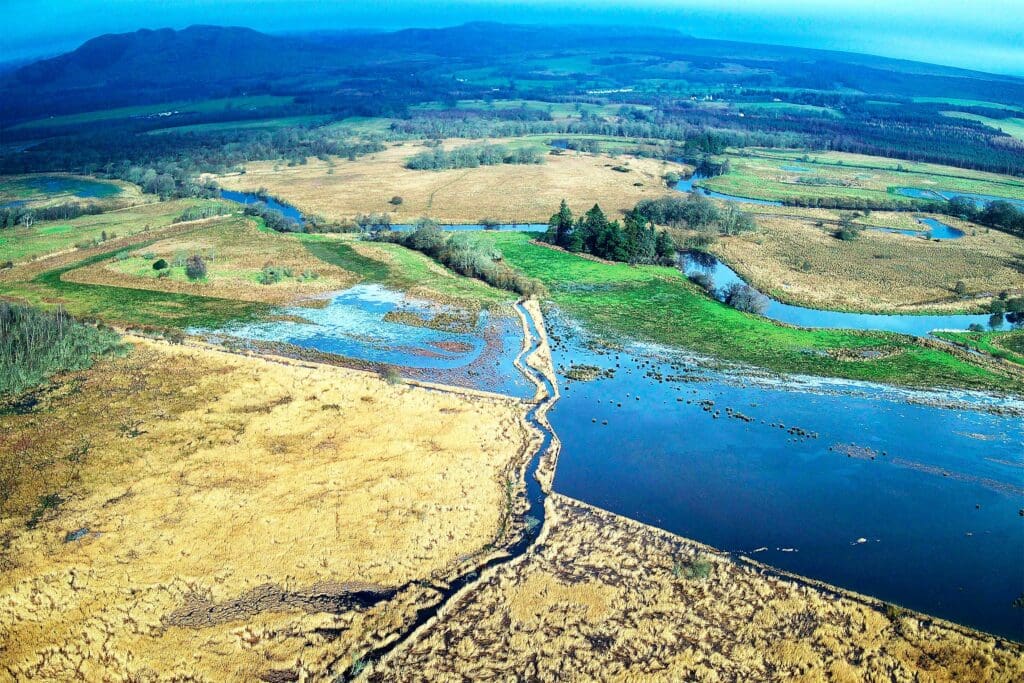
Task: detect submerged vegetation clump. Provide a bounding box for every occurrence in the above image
[0,302,122,397]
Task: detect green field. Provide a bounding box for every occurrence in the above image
[934,329,1024,367]
[0,244,267,328]
[147,114,332,135]
[10,95,295,131]
[912,97,1024,112]
[736,102,844,118]
[471,231,1019,392]
[0,199,222,263]
[300,234,513,307]
[942,112,1024,141]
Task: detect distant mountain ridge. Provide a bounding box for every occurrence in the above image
[4,22,1023,125]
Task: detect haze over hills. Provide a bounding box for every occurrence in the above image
[4,22,1024,126]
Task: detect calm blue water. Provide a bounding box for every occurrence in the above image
[674,173,784,206]
[781,165,811,172]
[895,187,1024,210]
[198,283,531,397]
[546,312,1024,639]
[0,176,120,207]
[868,217,965,240]
[681,253,1006,335]
[219,189,305,223]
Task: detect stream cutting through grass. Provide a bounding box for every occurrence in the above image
[680,252,1009,335]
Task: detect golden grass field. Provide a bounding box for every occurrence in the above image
[374,495,1024,682]
[63,215,358,304]
[213,141,687,224]
[0,338,537,681]
[706,214,1024,313]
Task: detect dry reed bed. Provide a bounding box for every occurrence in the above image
[213,141,686,224]
[0,337,535,681]
[374,495,1024,682]
[709,215,1024,313]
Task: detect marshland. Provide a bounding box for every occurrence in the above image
[1,10,1023,682]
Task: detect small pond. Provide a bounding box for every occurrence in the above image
[867,217,964,240]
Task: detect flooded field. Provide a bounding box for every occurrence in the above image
[0,174,122,207]
[197,283,532,397]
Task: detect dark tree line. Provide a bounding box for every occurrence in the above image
[1,128,386,201]
[942,198,1024,239]
[540,200,676,265]
[0,202,104,229]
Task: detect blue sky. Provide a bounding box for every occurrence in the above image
[3,0,1023,76]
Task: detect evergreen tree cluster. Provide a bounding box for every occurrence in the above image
[633,193,756,235]
[540,200,677,265]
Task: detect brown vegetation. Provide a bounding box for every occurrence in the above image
[374,495,1024,682]
[0,338,535,681]
[706,214,1024,313]
[213,141,685,224]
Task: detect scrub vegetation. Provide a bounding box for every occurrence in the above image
[0,302,123,397]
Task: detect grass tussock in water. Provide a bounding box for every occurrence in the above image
[0,301,122,397]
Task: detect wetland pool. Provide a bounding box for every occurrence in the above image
[0,175,121,207]
[195,283,532,397]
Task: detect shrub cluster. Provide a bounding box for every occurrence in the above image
[377,220,545,297]
[0,302,122,397]
[541,200,677,265]
[405,143,542,170]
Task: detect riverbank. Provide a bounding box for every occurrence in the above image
[372,494,1024,681]
[475,231,1023,394]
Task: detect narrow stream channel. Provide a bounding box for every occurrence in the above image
[335,300,557,679]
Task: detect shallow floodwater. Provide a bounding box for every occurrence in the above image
[681,253,1006,335]
[197,283,531,397]
[545,312,1024,639]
